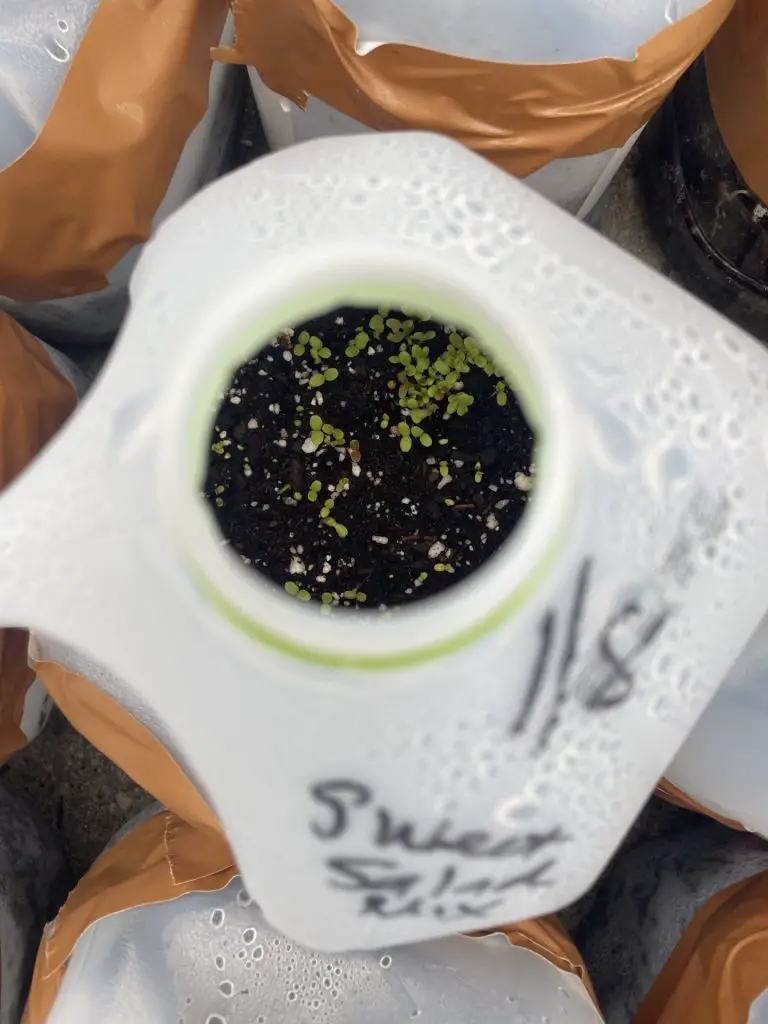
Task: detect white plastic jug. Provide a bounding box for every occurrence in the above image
[247,0,716,217]
[0,1,238,344]
[665,613,768,834]
[1,132,767,952]
[43,819,600,1024]
[0,786,68,1024]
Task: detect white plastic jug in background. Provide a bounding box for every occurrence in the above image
[0,1,239,345]
[0,133,767,951]
[0,786,68,1024]
[246,0,722,217]
[37,807,601,1024]
[665,613,768,834]
[576,820,768,1024]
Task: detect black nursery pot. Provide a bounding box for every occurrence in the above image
[638,57,768,343]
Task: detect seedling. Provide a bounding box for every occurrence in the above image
[206,305,533,612]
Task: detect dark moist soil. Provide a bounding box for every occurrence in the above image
[204,306,535,611]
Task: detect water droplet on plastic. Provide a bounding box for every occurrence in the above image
[379,955,392,969]
[242,928,257,945]
[206,1016,226,1024]
[57,19,69,31]
[219,981,234,998]
[214,955,225,970]
[211,909,225,928]
[43,38,70,62]
[287,991,298,1003]
[237,888,253,907]
[253,944,265,961]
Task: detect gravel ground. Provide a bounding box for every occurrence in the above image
[2,111,691,893]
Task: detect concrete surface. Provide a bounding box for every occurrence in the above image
[2,146,688,889]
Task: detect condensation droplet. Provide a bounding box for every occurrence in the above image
[237,888,253,907]
[379,955,392,969]
[206,1016,226,1024]
[214,955,225,971]
[664,0,681,25]
[211,909,225,928]
[242,928,257,945]
[57,19,69,31]
[43,38,70,62]
[219,981,234,998]
[253,945,265,961]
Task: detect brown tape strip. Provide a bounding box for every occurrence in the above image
[655,778,746,832]
[634,869,768,1024]
[0,315,76,762]
[707,0,768,205]
[218,0,733,178]
[0,0,229,303]
[475,916,601,1008]
[34,661,220,834]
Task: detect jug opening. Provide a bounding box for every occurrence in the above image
[202,304,536,613]
[163,252,577,669]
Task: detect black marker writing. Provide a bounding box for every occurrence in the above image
[310,781,569,921]
[327,856,420,897]
[537,559,593,751]
[310,780,569,857]
[310,779,372,840]
[583,601,672,709]
[510,558,594,750]
[511,608,556,738]
[327,855,557,922]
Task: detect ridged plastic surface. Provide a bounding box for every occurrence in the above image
[1,133,767,949]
